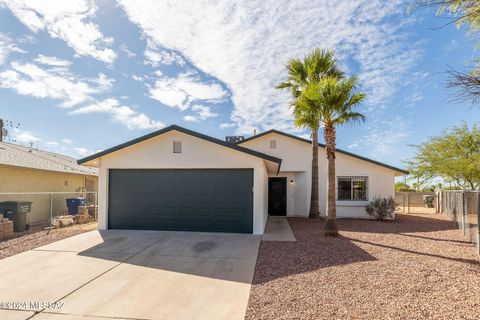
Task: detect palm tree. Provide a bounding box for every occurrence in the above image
[276,49,343,219]
[295,76,366,235]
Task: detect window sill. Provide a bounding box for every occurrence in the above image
[336,201,368,207]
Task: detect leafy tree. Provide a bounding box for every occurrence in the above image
[294,76,366,235]
[409,1,480,103]
[276,49,343,218]
[407,124,480,190]
[395,181,413,192]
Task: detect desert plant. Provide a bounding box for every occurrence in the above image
[365,196,398,221]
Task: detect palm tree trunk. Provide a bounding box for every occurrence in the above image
[309,128,320,218]
[324,122,338,236]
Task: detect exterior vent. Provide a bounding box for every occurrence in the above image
[173,141,182,153]
[270,140,276,149]
[225,136,245,143]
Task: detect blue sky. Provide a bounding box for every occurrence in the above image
[0,0,479,168]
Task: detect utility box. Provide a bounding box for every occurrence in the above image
[0,201,32,232]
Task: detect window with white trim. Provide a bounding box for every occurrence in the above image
[269,140,276,149]
[337,176,368,201]
[173,141,182,153]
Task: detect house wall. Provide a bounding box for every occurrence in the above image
[0,165,98,224]
[96,130,270,234]
[239,132,397,218]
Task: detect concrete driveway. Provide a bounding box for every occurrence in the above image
[0,230,261,320]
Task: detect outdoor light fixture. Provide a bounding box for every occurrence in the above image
[290,179,295,184]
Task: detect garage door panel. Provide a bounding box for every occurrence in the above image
[108,169,253,233]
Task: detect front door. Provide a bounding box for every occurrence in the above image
[268,177,287,216]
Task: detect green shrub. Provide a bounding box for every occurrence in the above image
[365,196,397,221]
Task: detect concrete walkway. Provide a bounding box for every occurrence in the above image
[262,216,296,242]
[0,230,261,320]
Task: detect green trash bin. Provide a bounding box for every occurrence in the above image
[0,201,32,232]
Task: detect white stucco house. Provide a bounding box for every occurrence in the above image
[78,125,407,234]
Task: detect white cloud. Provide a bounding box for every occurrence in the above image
[46,141,59,147]
[405,91,424,107]
[347,143,359,149]
[0,0,116,63]
[359,116,409,157]
[70,98,164,130]
[119,44,136,58]
[74,147,92,157]
[61,138,72,144]
[0,33,25,64]
[11,128,40,143]
[132,75,143,82]
[34,54,71,67]
[219,122,236,130]
[118,0,421,133]
[144,41,184,66]
[183,115,198,122]
[148,72,227,110]
[0,61,112,107]
[191,104,218,120]
[89,73,114,90]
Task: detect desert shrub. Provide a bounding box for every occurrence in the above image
[365,196,398,220]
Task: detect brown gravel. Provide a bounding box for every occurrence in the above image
[246,213,480,320]
[0,222,97,260]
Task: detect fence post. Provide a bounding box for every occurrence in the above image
[477,192,480,255]
[95,192,98,221]
[462,191,466,236]
[49,193,53,233]
[403,194,406,213]
[407,193,410,214]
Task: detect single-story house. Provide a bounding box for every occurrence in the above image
[0,141,98,225]
[78,125,407,234]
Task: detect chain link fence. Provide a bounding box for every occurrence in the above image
[395,192,436,214]
[0,192,97,241]
[440,190,480,255]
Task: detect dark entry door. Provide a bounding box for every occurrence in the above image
[268,177,287,216]
[108,169,253,233]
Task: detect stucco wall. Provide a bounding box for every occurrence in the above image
[239,132,397,218]
[96,130,270,234]
[0,165,98,224]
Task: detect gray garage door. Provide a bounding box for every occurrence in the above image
[108,169,253,233]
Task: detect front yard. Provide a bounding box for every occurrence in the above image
[247,213,480,320]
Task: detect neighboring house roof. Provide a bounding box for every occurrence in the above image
[238,129,409,175]
[0,141,98,176]
[77,125,283,170]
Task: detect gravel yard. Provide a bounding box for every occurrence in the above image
[246,213,480,320]
[0,222,97,260]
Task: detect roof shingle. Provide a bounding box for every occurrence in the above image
[0,142,98,176]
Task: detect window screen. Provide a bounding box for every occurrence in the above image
[337,176,368,200]
[270,140,276,149]
[173,141,182,153]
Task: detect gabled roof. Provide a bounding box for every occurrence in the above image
[77,125,282,170]
[0,141,98,176]
[238,129,408,175]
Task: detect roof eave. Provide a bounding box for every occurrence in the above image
[237,129,409,175]
[77,125,282,167]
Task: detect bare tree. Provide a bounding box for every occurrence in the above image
[411,1,480,104]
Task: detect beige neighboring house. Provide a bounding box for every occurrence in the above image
[0,141,98,225]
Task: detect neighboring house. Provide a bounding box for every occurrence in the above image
[79,125,407,235]
[0,141,98,225]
